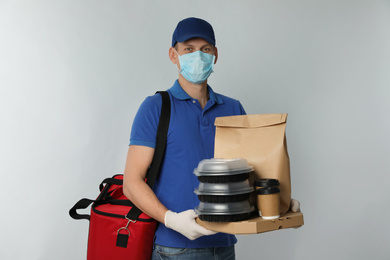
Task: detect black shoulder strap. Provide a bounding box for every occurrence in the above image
[145,91,171,189]
[127,91,171,220]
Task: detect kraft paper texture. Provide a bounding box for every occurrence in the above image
[214,114,291,213]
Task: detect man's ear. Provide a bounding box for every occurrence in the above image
[169,47,179,65]
[214,46,218,64]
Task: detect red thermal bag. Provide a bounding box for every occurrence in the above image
[70,174,157,260]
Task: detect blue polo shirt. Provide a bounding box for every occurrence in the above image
[130,80,246,248]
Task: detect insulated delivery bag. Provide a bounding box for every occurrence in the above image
[69,175,157,259]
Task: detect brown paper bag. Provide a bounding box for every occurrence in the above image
[214,114,291,214]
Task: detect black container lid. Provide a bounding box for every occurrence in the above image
[254,178,280,187]
[256,186,280,195]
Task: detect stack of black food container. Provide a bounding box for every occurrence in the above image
[194,158,256,222]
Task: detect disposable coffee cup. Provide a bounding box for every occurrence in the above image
[254,178,280,191]
[257,186,280,220]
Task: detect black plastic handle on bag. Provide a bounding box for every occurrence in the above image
[99,176,123,191]
[127,91,171,221]
[69,198,95,221]
[69,176,124,221]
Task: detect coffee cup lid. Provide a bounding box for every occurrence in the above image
[254,178,280,187]
[256,186,280,195]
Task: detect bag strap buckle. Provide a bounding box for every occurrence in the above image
[125,216,137,225]
[117,217,136,236]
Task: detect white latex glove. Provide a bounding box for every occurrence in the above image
[290,198,302,229]
[290,198,301,213]
[164,209,217,240]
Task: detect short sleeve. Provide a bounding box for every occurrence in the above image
[238,101,246,115]
[129,94,162,148]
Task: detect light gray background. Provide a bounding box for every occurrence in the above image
[1,0,389,259]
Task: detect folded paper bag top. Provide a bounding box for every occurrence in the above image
[214,114,287,128]
[214,114,291,214]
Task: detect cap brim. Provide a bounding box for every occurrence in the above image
[176,33,215,46]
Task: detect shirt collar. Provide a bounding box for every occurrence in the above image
[170,80,224,105]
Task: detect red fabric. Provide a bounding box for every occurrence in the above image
[86,175,157,260]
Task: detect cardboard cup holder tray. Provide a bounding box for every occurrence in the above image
[196,211,304,235]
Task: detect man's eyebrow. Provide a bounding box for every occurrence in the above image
[180,43,213,49]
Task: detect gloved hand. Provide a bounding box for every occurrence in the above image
[290,198,301,212]
[290,198,302,229]
[164,209,217,240]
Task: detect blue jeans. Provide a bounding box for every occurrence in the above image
[151,244,235,260]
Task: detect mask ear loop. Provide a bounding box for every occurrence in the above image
[173,49,181,72]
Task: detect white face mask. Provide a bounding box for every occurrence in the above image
[175,50,215,84]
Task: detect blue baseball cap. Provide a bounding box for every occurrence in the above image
[172,17,216,47]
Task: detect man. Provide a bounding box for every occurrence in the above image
[123,17,299,259]
[123,17,243,259]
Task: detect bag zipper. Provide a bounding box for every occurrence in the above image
[92,205,155,222]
